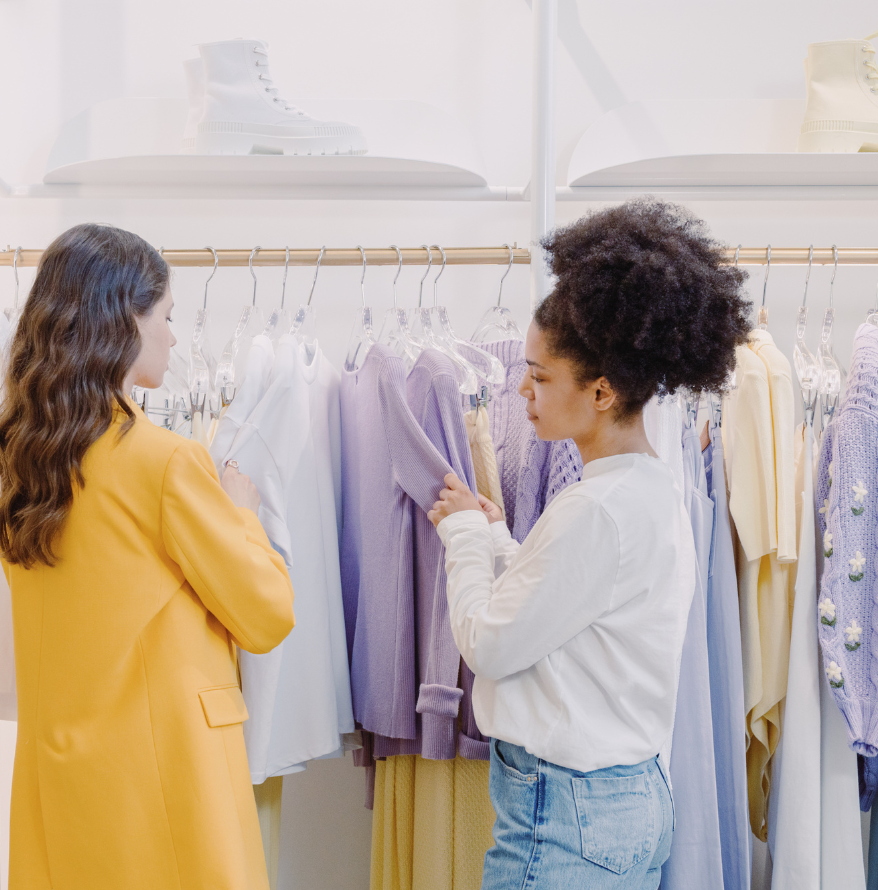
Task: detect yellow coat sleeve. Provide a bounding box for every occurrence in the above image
[161,441,295,654]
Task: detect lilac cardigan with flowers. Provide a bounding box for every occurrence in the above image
[816,323,878,755]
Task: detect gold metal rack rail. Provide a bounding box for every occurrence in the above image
[0,246,531,268]
[3,246,878,268]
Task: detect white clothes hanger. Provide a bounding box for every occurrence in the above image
[290,245,325,364]
[818,245,847,425]
[4,246,21,328]
[262,246,294,343]
[189,246,218,416]
[215,246,266,405]
[408,246,480,394]
[792,245,820,416]
[344,246,378,372]
[378,245,424,370]
[425,245,505,385]
[471,244,524,343]
[756,244,771,330]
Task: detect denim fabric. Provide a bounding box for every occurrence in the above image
[482,739,674,890]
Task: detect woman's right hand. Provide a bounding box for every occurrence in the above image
[221,465,261,513]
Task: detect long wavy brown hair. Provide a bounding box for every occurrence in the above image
[0,224,169,567]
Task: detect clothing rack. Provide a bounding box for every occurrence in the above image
[5,246,878,267]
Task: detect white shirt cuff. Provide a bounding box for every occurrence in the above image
[436,509,489,545]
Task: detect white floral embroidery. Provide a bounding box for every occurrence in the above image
[826,661,843,684]
[819,598,837,621]
[853,481,868,502]
[846,620,863,644]
[824,531,834,556]
[850,552,866,573]
[819,498,830,515]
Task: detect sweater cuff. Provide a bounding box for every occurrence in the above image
[416,683,464,718]
[437,509,489,546]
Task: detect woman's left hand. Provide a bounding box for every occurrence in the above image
[428,473,482,528]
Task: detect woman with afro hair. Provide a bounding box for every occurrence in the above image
[428,199,751,889]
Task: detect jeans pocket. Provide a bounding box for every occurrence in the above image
[492,738,539,783]
[572,772,654,874]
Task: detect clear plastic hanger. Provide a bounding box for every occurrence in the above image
[290,245,325,364]
[262,246,294,343]
[756,245,770,330]
[378,245,424,370]
[423,245,505,385]
[189,246,218,419]
[471,244,524,343]
[792,245,821,416]
[818,245,847,425]
[215,246,266,405]
[409,247,479,394]
[4,246,21,328]
[866,264,878,327]
[344,246,378,372]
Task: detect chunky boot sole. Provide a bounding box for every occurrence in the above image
[798,122,878,152]
[195,122,367,156]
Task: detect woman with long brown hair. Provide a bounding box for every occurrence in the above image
[0,223,295,890]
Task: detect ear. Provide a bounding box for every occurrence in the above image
[593,376,618,414]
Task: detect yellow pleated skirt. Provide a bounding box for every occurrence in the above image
[370,756,495,890]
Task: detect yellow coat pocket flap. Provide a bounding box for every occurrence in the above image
[199,685,249,728]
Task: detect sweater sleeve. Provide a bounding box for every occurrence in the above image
[377,357,454,512]
[161,441,295,655]
[438,495,619,681]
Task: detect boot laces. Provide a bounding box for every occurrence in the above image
[864,32,878,92]
[252,46,305,116]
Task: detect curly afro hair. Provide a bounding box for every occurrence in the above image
[533,198,752,420]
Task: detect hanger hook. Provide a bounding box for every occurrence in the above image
[418,245,432,308]
[801,245,813,309]
[733,244,741,267]
[431,244,447,308]
[279,247,290,309]
[357,245,367,308]
[497,243,514,307]
[829,244,839,309]
[12,246,21,309]
[761,245,771,308]
[249,246,262,306]
[202,246,218,311]
[307,246,325,308]
[390,245,403,311]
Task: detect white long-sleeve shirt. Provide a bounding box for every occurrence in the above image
[437,451,695,773]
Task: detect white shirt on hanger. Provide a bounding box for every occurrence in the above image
[223,335,355,783]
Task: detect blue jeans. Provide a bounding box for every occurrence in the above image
[482,739,674,890]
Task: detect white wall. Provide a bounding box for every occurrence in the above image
[2,1,878,888]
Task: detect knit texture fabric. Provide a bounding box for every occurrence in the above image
[479,340,582,542]
[817,323,878,757]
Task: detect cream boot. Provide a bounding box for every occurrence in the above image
[181,58,204,154]
[195,39,367,156]
[798,31,878,152]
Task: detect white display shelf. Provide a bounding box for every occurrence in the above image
[31,97,489,196]
[567,99,878,195]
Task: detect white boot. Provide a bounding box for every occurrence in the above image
[798,31,878,152]
[181,58,204,154]
[195,39,367,156]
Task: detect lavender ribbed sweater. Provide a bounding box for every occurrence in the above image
[340,344,455,742]
[481,340,582,541]
[407,349,477,759]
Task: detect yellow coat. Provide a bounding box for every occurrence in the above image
[6,407,295,890]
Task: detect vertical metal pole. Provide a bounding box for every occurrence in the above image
[530,0,557,311]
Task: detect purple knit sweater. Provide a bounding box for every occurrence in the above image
[340,344,456,742]
[481,339,582,541]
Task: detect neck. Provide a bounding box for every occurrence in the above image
[573,411,657,467]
